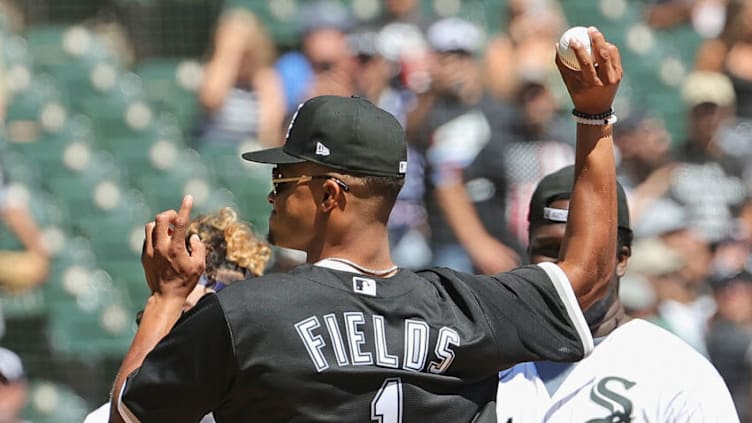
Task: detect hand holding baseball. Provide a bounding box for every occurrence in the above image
[555,26,622,115]
[141,195,206,300]
[557,26,592,71]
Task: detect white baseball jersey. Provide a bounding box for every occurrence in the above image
[497,319,738,422]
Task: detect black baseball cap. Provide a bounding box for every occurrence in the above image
[242,95,407,178]
[528,165,630,230]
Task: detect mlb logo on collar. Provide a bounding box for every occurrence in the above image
[353,277,376,296]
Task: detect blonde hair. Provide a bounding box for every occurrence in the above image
[219,8,276,67]
[187,207,271,282]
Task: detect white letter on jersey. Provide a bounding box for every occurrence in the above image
[403,320,429,372]
[427,327,460,374]
[345,312,373,365]
[324,313,349,366]
[373,315,399,368]
[294,316,329,372]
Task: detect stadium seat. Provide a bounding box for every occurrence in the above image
[47,265,135,358]
[105,113,188,178]
[80,189,151,261]
[44,151,132,226]
[4,73,67,145]
[78,72,154,141]
[3,33,33,67]
[197,142,271,233]
[7,113,96,180]
[135,147,217,211]
[135,57,202,131]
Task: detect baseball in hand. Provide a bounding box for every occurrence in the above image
[557,26,593,71]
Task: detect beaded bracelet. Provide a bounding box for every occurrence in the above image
[571,108,618,125]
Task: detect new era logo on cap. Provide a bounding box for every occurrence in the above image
[353,276,376,296]
[315,142,330,156]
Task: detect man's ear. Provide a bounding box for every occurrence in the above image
[320,181,340,213]
[616,245,631,278]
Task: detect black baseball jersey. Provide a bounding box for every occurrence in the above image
[120,262,591,422]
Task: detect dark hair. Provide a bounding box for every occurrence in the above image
[348,174,405,205]
[617,227,634,252]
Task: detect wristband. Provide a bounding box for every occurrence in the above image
[571,108,617,125]
[572,114,618,125]
[572,108,614,119]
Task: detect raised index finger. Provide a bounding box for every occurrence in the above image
[170,195,194,253]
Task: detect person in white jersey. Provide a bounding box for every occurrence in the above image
[497,165,738,422]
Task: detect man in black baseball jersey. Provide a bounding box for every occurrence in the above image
[111,28,623,422]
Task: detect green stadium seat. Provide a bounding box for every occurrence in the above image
[99,257,149,311]
[7,114,96,181]
[77,72,153,142]
[25,24,122,73]
[4,73,66,144]
[0,149,43,190]
[105,114,188,177]
[47,266,135,358]
[23,25,72,70]
[196,142,271,232]
[3,34,33,67]
[80,190,151,262]
[45,151,131,224]
[135,147,216,211]
[43,236,98,304]
[135,57,202,131]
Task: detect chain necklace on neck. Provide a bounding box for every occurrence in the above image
[324,257,399,277]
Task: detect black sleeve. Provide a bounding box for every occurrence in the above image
[121,294,236,423]
[443,263,592,368]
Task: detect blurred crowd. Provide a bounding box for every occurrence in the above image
[1,0,752,420]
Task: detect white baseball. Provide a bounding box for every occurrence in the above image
[557,26,593,71]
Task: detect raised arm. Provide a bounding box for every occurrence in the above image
[555,28,622,310]
[110,196,206,423]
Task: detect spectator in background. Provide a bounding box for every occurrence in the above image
[479,0,575,249]
[502,76,575,247]
[707,270,752,422]
[370,0,431,31]
[643,0,695,29]
[275,0,355,115]
[413,16,521,274]
[0,347,29,423]
[195,8,286,147]
[0,168,49,339]
[347,29,428,269]
[612,111,676,222]
[483,0,567,102]
[636,234,716,356]
[614,112,673,191]
[695,0,752,120]
[670,71,747,245]
[633,196,718,356]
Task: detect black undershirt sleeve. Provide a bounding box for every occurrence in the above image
[121,294,236,422]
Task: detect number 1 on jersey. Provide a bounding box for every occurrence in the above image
[371,378,403,423]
